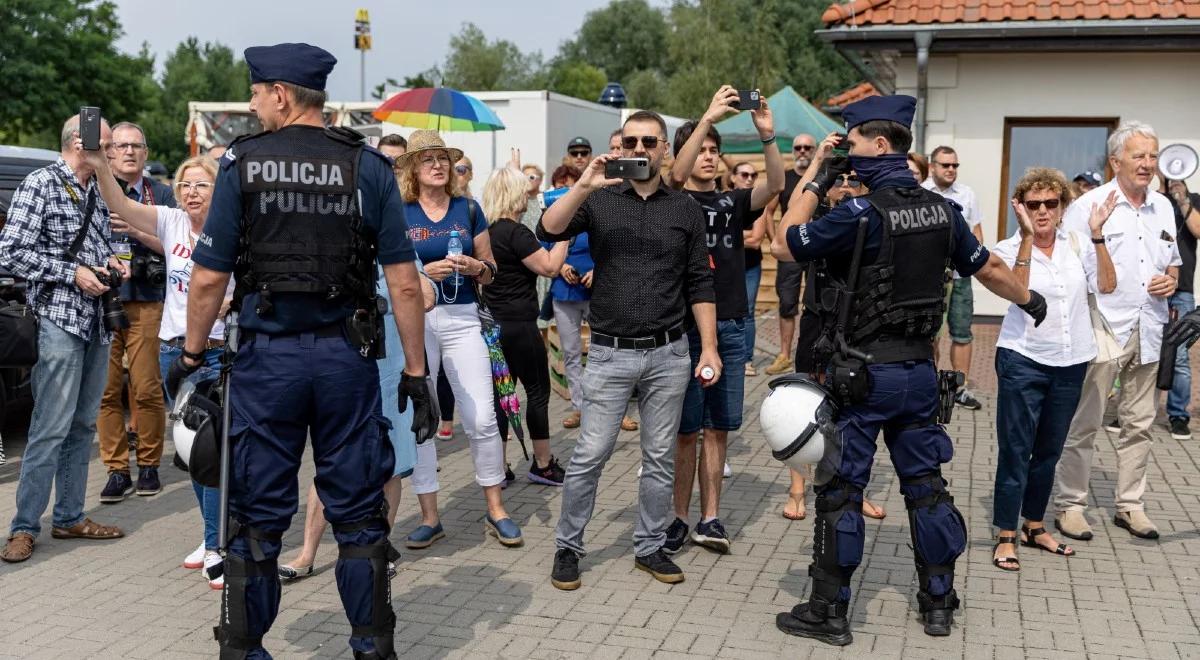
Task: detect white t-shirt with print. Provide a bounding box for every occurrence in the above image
[156,207,232,341]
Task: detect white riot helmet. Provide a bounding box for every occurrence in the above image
[170,379,199,468]
[759,375,839,470]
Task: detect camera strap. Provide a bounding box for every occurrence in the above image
[38,177,103,308]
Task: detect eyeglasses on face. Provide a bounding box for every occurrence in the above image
[111,142,147,152]
[1023,198,1061,211]
[527,173,541,181]
[454,164,471,175]
[620,135,662,150]
[419,155,450,169]
[935,162,960,169]
[176,181,213,193]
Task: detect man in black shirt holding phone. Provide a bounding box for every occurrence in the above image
[539,110,718,591]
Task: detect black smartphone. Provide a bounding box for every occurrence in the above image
[605,157,651,180]
[735,90,761,111]
[80,106,102,151]
[832,132,849,156]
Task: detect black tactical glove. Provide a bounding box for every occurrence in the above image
[808,155,852,198]
[1018,290,1048,328]
[166,353,202,400]
[398,372,438,443]
[1164,308,1200,350]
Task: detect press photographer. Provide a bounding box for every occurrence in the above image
[0,111,127,564]
[96,121,176,502]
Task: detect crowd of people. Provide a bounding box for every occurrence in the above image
[0,39,1194,657]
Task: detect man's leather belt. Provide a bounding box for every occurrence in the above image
[164,337,225,351]
[591,324,685,350]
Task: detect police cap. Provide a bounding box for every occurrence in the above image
[244,43,337,91]
[843,94,917,132]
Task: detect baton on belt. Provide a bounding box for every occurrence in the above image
[217,311,239,554]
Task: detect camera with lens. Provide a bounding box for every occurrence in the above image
[90,266,130,331]
[130,253,166,287]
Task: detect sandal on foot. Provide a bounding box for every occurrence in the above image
[862,500,886,520]
[1021,525,1074,556]
[782,493,806,520]
[992,535,1020,571]
[51,518,124,540]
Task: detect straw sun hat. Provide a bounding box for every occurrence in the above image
[391,129,464,168]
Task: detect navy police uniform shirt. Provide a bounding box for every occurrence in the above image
[785,181,989,279]
[192,126,417,335]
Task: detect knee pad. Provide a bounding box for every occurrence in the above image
[809,480,865,604]
[215,551,279,660]
[334,517,401,659]
[901,471,966,600]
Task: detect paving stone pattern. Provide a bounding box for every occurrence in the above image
[1,318,1198,659]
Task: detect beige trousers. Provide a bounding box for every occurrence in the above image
[1054,324,1157,513]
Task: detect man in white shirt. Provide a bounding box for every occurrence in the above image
[922,146,985,410]
[1055,121,1180,541]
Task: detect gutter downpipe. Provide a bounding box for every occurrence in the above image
[914,31,932,156]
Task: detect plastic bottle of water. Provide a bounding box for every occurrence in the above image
[446,230,464,286]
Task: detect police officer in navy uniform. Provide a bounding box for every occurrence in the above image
[167,43,436,660]
[769,95,1047,645]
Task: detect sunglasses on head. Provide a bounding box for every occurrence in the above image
[620,135,662,150]
[568,149,591,158]
[793,144,815,152]
[1023,198,1061,211]
[935,162,960,169]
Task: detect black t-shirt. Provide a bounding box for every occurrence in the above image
[778,169,803,216]
[484,219,542,321]
[1176,193,1199,294]
[745,208,765,270]
[685,187,756,319]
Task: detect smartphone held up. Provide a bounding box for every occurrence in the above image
[734,90,761,111]
[80,106,102,151]
[605,157,651,181]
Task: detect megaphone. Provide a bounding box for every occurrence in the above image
[1159,143,1199,181]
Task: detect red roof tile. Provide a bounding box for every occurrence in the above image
[824,82,880,108]
[822,0,1200,26]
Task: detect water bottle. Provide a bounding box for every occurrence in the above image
[446,230,464,286]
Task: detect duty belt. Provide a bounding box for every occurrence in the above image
[164,337,226,351]
[591,324,685,350]
[239,322,344,345]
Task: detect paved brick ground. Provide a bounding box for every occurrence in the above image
[1,319,1199,659]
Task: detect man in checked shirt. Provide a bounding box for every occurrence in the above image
[0,113,128,564]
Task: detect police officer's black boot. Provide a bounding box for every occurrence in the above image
[917,590,959,636]
[775,597,852,646]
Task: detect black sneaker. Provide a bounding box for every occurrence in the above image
[551,548,581,590]
[1104,417,1121,433]
[1170,417,1192,440]
[634,549,684,584]
[775,599,852,646]
[662,517,689,555]
[136,466,161,496]
[501,463,516,490]
[100,471,134,503]
[528,456,565,486]
[953,389,982,411]
[691,519,731,554]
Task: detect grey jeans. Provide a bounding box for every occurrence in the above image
[555,336,691,557]
[553,299,590,411]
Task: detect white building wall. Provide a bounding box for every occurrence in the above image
[895,51,1200,315]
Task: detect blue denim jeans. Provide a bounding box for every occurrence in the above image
[556,336,691,557]
[10,319,110,537]
[679,320,747,433]
[992,348,1087,529]
[743,264,761,364]
[1167,292,1194,421]
[160,342,224,550]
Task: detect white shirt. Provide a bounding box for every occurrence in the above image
[156,207,232,341]
[1063,179,1180,364]
[993,229,1097,367]
[923,178,981,279]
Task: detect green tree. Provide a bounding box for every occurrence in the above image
[440,23,543,91]
[0,0,154,147]
[546,60,607,102]
[773,0,860,103]
[563,0,668,84]
[624,69,668,111]
[137,37,249,170]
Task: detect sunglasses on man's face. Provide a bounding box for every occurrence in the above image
[935,162,960,169]
[735,171,757,180]
[1023,198,1061,211]
[793,144,815,152]
[835,175,861,188]
[569,150,591,158]
[621,135,662,150]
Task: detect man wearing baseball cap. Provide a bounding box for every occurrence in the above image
[566,136,592,172]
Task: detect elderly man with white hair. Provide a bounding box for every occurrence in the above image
[1054,121,1180,541]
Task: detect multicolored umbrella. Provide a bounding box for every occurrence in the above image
[472,284,528,459]
[373,87,505,132]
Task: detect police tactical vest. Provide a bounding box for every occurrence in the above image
[231,126,375,317]
[848,186,954,353]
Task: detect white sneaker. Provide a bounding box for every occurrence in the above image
[723,462,732,478]
[203,551,225,590]
[637,465,644,477]
[183,542,206,569]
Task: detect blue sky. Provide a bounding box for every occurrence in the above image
[111,0,668,101]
